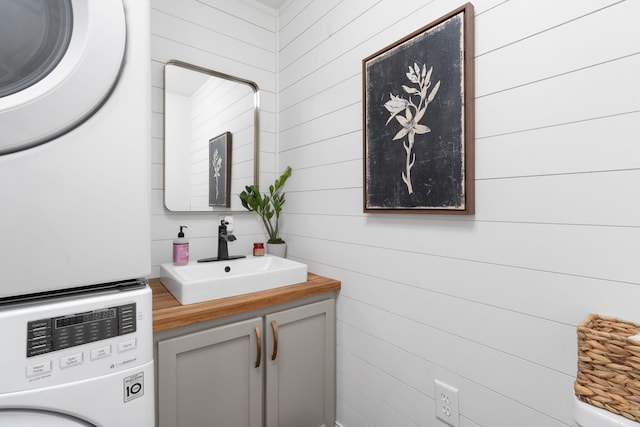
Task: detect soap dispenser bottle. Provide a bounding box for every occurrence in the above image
[173,226,189,265]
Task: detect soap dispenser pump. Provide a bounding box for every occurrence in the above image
[173,225,189,265]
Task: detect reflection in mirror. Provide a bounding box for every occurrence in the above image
[164,60,259,212]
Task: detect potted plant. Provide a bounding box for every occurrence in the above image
[239,166,292,256]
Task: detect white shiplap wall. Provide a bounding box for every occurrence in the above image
[149,0,277,274]
[276,0,640,426]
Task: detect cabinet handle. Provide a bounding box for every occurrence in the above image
[271,320,278,361]
[255,326,261,368]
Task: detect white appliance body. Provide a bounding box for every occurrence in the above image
[0,283,154,426]
[0,0,150,298]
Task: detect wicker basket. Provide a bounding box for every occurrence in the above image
[575,314,640,422]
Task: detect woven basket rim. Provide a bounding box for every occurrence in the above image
[575,313,640,423]
[578,314,640,336]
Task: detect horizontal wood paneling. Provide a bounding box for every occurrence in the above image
[279,103,361,151]
[198,0,276,32]
[338,346,428,426]
[151,11,273,68]
[336,269,577,375]
[278,0,505,108]
[337,295,574,423]
[474,0,624,56]
[279,73,360,133]
[285,213,639,285]
[294,237,640,327]
[284,167,640,226]
[337,371,418,427]
[276,0,639,426]
[150,36,276,93]
[476,112,640,178]
[149,0,276,271]
[278,0,373,71]
[338,320,566,427]
[277,0,312,33]
[476,55,640,138]
[154,0,275,50]
[475,1,639,97]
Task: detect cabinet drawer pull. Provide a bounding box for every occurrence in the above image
[255,326,261,368]
[271,320,278,361]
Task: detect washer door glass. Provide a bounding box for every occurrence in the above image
[0,409,93,426]
[0,0,73,97]
[0,0,126,155]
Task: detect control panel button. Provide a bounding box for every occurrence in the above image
[27,318,52,357]
[90,345,112,361]
[118,303,137,335]
[26,361,52,377]
[60,353,83,369]
[118,338,137,353]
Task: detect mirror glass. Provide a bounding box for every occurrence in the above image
[164,60,259,211]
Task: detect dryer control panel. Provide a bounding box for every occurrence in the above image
[27,303,136,357]
[0,282,153,395]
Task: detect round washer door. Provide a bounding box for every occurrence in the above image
[0,409,93,426]
[0,0,126,155]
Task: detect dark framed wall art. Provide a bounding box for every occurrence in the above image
[209,131,232,207]
[363,3,475,214]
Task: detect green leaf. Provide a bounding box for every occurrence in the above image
[238,166,292,243]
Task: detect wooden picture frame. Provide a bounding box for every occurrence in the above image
[363,3,475,214]
[209,131,232,207]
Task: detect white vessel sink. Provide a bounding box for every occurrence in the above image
[159,255,308,305]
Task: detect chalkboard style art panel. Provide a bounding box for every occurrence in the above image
[209,132,232,207]
[363,3,475,214]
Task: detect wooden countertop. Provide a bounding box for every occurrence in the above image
[150,273,341,332]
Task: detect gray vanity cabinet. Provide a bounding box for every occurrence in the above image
[156,298,335,427]
[157,317,263,427]
[265,299,335,427]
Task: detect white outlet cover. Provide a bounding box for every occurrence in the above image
[434,380,460,427]
[225,215,234,232]
[219,215,234,232]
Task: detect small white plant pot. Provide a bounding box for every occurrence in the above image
[266,243,287,258]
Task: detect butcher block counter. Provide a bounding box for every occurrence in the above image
[150,273,341,332]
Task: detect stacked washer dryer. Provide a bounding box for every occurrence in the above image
[0,281,155,426]
[0,0,154,425]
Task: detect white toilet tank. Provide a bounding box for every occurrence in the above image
[575,398,640,427]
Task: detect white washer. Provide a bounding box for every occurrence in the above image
[0,0,151,298]
[0,281,154,426]
[575,397,640,426]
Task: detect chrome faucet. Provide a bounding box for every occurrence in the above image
[198,219,246,262]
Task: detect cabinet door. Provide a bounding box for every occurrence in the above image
[157,317,263,427]
[265,299,335,427]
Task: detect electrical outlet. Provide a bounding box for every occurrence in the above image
[434,380,460,427]
[225,216,234,232]
[219,215,234,232]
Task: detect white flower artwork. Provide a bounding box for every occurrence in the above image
[208,131,231,207]
[384,63,440,195]
[363,4,474,214]
[212,148,223,199]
